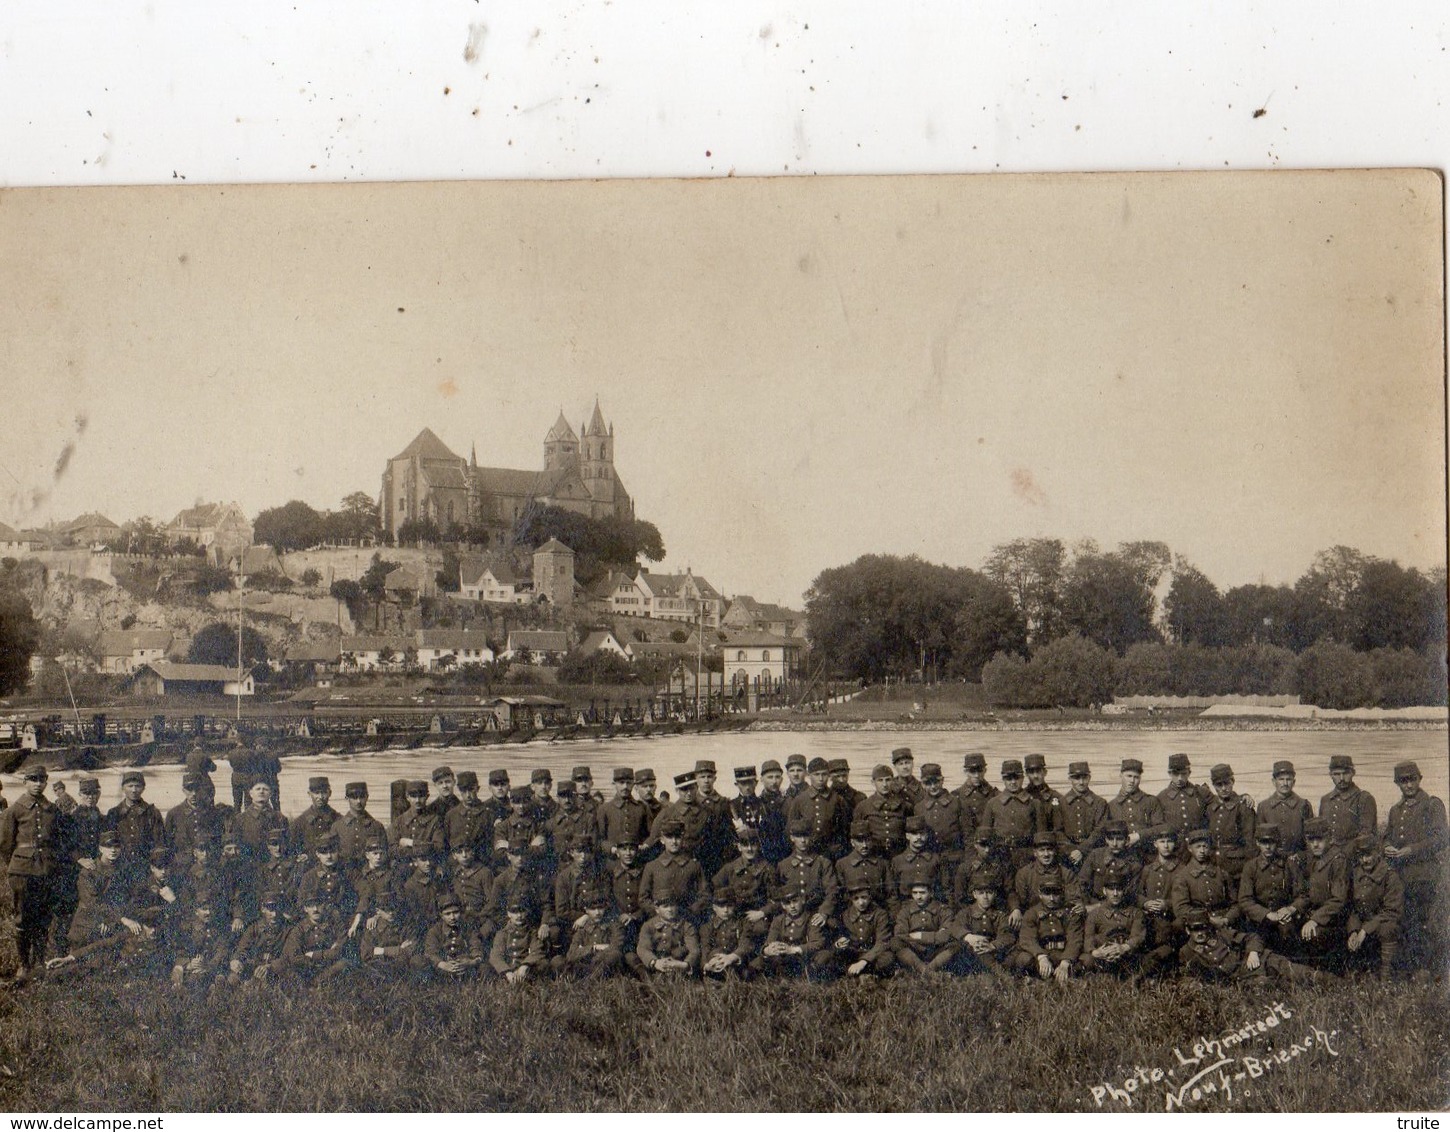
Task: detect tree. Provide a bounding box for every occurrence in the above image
[330,579,365,622]
[436,547,461,594]
[253,500,327,553]
[360,554,401,605]
[558,650,636,685]
[377,646,396,669]
[1222,583,1299,649]
[1294,640,1374,709]
[338,491,381,543]
[189,621,269,669]
[983,537,1066,645]
[397,517,442,547]
[1345,560,1439,652]
[0,590,41,695]
[1293,545,1370,645]
[1164,562,1230,646]
[511,503,666,585]
[1060,550,1160,654]
[948,574,1028,681]
[300,568,322,588]
[190,565,234,596]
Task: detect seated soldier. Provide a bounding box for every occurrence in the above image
[835,819,893,917]
[638,898,700,977]
[401,855,447,939]
[1011,832,1080,923]
[774,818,839,925]
[756,889,822,979]
[1009,878,1082,983]
[700,888,764,980]
[133,846,183,971]
[1170,830,1239,929]
[821,881,895,981]
[1345,835,1403,980]
[553,832,611,951]
[609,838,649,977]
[890,817,945,908]
[295,833,358,932]
[423,895,485,980]
[281,897,349,984]
[227,894,290,988]
[953,830,1012,910]
[1237,824,1307,956]
[350,836,401,936]
[489,894,546,983]
[169,900,233,996]
[562,891,626,981]
[49,832,156,977]
[951,869,1014,977]
[1078,820,1141,910]
[713,828,778,926]
[1297,818,1348,969]
[447,840,495,941]
[358,891,422,980]
[251,828,298,925]
[1137,826,1184,977]
[1081,866,1146,978]
[894,879,959,976]
[1178,908,1321,985]
[640,820,708,924]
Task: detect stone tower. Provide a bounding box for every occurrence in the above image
[543,411,580,472]
[580,397,616,510]
[532,538,575,607]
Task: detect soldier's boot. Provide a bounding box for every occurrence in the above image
[927,947,960,976]
[1378,940,1399,980]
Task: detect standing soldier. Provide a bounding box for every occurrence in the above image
[1258,761,1313,858]
[235,781,287,862]
[979,760,1038,871]
[390,780,445,866]
[728,765,764,840]
[166,773,230,863]
[915,763,969,877]
[1137,826,1185,976]
[891,748,925,807]
[332,782,387,875]
[289,776,340,864]
[835,819,893,915]
[445,772,493,857]
[1346,835,1403,979]
[692,760,736,881]
[1159,754,1208,847]
[53,773,104,950]
[786,757,850,860]
[953,753,999,843]
[890,816,946,907]
[829,760,865,815]
[854,764,910,860]
[50,781,77,816]
[1319,755,1377,850]
[1383,761,1447,973]
[1023,754,1064,839]
[1107,759,1164,858]
[547,781,594,859]
[755,759,790,864]
[1,765,62,981]
[652,772,707,862]
[106,770,166,880]
[1297,818,1348,967]
[632,770,663,842]
[783,754,809,801]
[528,769,559,826]
[425,766,461,823]
[1205,764,1257,882]
[598,768,648,854]
[1059,762,1109,870]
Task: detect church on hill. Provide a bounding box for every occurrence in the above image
[380,401,634,544]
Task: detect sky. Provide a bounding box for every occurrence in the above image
[0,171,1444,607]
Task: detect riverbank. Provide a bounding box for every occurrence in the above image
[749,716,1448,732]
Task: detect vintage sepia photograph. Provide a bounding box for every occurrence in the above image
[0,169,1444,1114]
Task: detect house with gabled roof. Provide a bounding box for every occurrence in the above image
[339,634,414,671]
[458,554,531,603]
[502,630,572,663]
[98,629,175,675]
[722,632,803,692]
[578,629,633,660]
[168,501,253,565]
[61,513,122,548]
[723,595,808,638]
[415,629,495,669]
[634,568,725,627]
[127,662,254,698]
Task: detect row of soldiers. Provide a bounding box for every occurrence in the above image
[1,748,1444,987]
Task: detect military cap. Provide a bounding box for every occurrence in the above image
[734,766,757,782]
[973,829,998,846]
[904,815,927,834]
[872,764,894,781]
[710,887,737,905]
[456,770,479,790]
[1183,908,1211,931]
[847,881,874,895]
[1032,832,1058,847]
[1271,761,1295,777]
[1329,754,1355,771]
[506,892,532,912]
[891,747,914,764]
[1255,824,1282,843]
[968,869,1000,892]
[1102,864,1132,889]
[1353,834,1378,855]
[612,767,635,783]
[1186,829,1212,846]
[98,830,120,848]
[569,831,596,850]
[77,774,101,795]
[182,772,204,790]
[487,769,509,786]
[20,764,47,781]
[1151,825,1179,842]
[121,770,145,786]
[509,785,532,803]
[849,819,871,840]
[556,780,577,797]
[920,763,943,781]
[315,832,341,852]
[345,781,368,798]
[301,894,325,909]
[778,886,810,903]
[365,836,387,851]
[615,836,641,850]
[1304,818,1329,840]
[432,766,454,783]
[1102,819,1129,837]
[530,768,552,784]
[635,769,657,784]
[827,758,849,773]
[736,828,760,845]
[659,818,686,838]
[221,831,241,847]
[785,754,807,769]
[1394,761,1421,781]
[760,759,783,775]
[1067,761,1090,777]
[260,894,282,910]
[1024,753,1047,771]
[572,766,592,781]
[788,816,814,837]
[438,894,463,912]
[1001,759,1024,778]
[1120,759,1144,774]
[694,760,716,775]
[583,889,610,907]
[1168,753,1191,773]
[807,757,829,773]
[265,828,287,845]
[1209,764,1234,784]
[507,835,530,852]
[308,775,331,792]
[1038,878,1065,895]
[962,752,987,771]
[672,771,696,790]
[406,779,429,797]
[148,846,171,865]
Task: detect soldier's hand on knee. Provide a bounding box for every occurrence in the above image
[1245,950,1262,971]
[1037,954,1053,978]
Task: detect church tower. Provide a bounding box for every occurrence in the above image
[543,411,580,472]
[580,398,616,513]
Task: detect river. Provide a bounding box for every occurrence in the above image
[16,728,1447,819]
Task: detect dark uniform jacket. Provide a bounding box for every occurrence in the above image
[1237,854,1307,925]
[1302,851,1348,927]
[445,800,495,855]
[1059,790,1110,857]
[450,863,495,923]
[174,917,232,971]
[713,856,777,914]
[776,850,839,915]
[1011,861,1079,914]
[640,850,707,919]
[165,800,232,860]
[0,793,61,877]
[834,850,892,911]
[1138,857,1182,920]
[234,806,287,862]
[1384,792,1448,888]
[1026,784,1065,838]
[609,861,647,921]
[105,798,166,865]
[893,899,956,955]
[836,903,893,961]
[889,847,945,904]
[489,920,545,974]
[289,803,341,860]
[282,916,344,972]
[1107,789,1164,850]
[1016,904,1084,963]
[1319,785,1377,848]
[423,918,484,967]
[978,791,1039,851]
[597,795,650,851]
[1347,859,1404,936]
[754,788,791,862]
[331,810,388,871]
[1257,792,1313,855]
[952,845,1013,907]
[1178,926,1266,981]
[390,806,445,864]
[853,793,910,857]
[1084,902,1146,954]
[915,792,970,859]
[358,916,415,966]
[68,861,131,943]
[296,863,358,918]
[1206,792,1257,878]
[1158,782,1210,838]
[953,782,999,842]
[764,908,823,955]
[638,915,700,968]
[786,786,851,858]
[700,912,763,963]
[353,863,403,921]
[232,916,290,972]
[566,915,625,963]
[951,903,1014,957]
[1170,861,1239,924]
[1078,848,1142,904]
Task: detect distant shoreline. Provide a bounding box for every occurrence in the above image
[748,717,1447,733]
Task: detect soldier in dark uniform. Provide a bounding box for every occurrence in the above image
[495,787,548,861]
[477,770,512,861]
[53,773,103,951]
[1138,826,1184,976]
[1169,829,1239,929]
[1,765,62,979]
[562,890,625,980]
[1382,760,1446,973]
[1078,820,1142,909]
[1008,878,1082,982]
[854,764,909,860]
[822,882,895,980]
[915,763,969,876]
[281,896,348,985]
[1258,761,1313,858]
[786,758,851,861]
[296,832,358,930]
[1158,754,1211,848]
[444,772,491,857]
[423,895,484,979]
[638,898,700,977]
[894,879,959,976]
[1023,753,1064,839]
[166,772,232,864]
[728,765,765,841]
[633,769,663,834]
[1237,824,1306,956]
[49,782,76,816]
[608,838,649,976]
[775,817,839,923]
[951,869,1014,977]
[332,782,387,875]
[248,828,295,923]
[547,781,596,860]
[1345,835,1403,979]
[351,836,402,933]
[713,829,776,927]
[757,889,820,979]
[835,818,892,915]
[699,888,763,979]
[168,899,233,995]
[756,759,791,864]
[829,759,866,815]
[640,819,708,922]
[425,766,460,823]
[1177,908,1318,985]
[1107,759,1164,859]
[447,839,494,934]
[1011,832,1080,922]
[571,766,602,820]
[490,893,547,982]
[1319,755,1377,850]
[890,815,946,907]
[954,830,1014,909]
[891,747,925,807]
[1205,764,1257,882]
[106,770,166,880]
[390,780,445,867]
[552,833,611,948]
[234,781,287,863]
[1080,866,1146,978]
[598,768,648,853]
[1297,817,1348,967]
[652,772,709,863]
[288,776,340,864]
[1059,762,1108,869]
[953,753,999,842]
[979,760,1038,871]
[528,769,559,826]
[227,894,291,988]
[783,754,808,801]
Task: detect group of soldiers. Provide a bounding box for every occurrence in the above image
[0,745,1443,992]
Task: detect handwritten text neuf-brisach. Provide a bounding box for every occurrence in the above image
[1087,1002,1342,1112]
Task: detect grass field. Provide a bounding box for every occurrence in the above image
[0,966,1444,1112]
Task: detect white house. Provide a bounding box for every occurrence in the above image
[577,629,633,660]
[502,630,572,663]
[339,635,414,671]
[415,629,495,670]
[458,555,531,604]
[127,662,255,698]
[722,632,801,692]
[98,629,175,675]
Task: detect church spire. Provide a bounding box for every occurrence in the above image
[585,397,608,437]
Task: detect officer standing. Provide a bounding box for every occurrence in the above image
[0,766,62,980]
